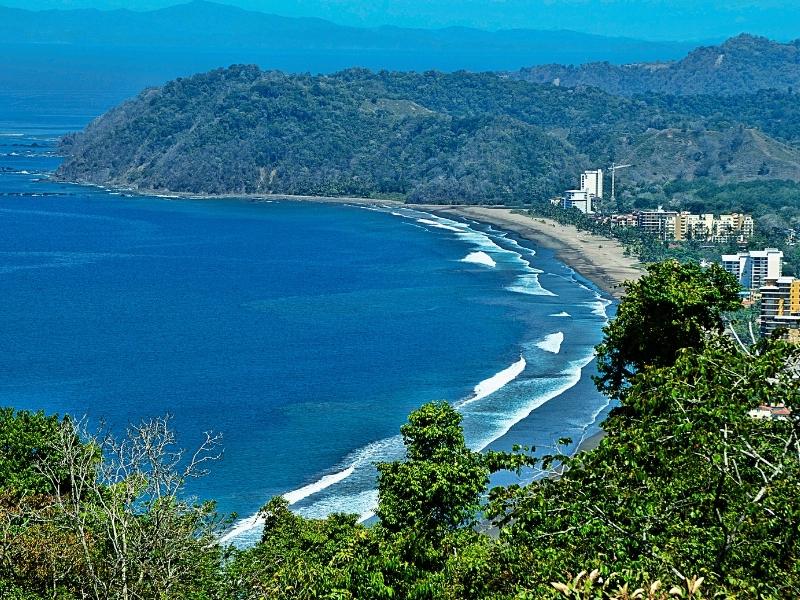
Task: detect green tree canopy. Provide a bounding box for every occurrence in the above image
[0,408,73,497]
[594,260,741,399]
[376,402,489,539]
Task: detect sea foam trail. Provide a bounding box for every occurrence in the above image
[416,218,464,233]
[283,466,356,505]
[219,465,357,545]
[550,312,571,317]
[402,210,557,297]
[467,349,597,452]
[461,251,496,267]
[535,332,564,354]
[460,357,527,407]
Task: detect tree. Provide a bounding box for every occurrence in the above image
[594,260,741,399]
[376,402,489,541]
[1,415,225,600]
[0,409,75,497]
[487,337,800,597]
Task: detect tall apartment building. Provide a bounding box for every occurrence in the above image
[721,248,783,291]
[580,169,603,200]
[760,276,800,341]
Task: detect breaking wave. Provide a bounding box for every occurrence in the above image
[461,251,496,267]
[535,332,564,354]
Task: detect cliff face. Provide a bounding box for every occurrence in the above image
[515,35,800,96]
[57,64,800,202]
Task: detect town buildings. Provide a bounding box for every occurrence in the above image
[760,276,800,341]
[560,169,604,214]
[636,209,754,242]
[722,248,783,292]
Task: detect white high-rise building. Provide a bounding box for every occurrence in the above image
[562,190,593,214]
[580,169,603,200]
[721,248,783,291]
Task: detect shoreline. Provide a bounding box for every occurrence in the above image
[74,182,641,299]
[61,185,623,456]
[576,428,606,454]
[427,206,641,299]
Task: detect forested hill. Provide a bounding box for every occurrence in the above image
[515,35,800,96]
[57,66,800,202]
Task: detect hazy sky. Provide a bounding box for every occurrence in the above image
[5,0,800,40]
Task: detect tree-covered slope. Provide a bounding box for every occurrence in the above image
[57,65,800,201]
[516,34,800,96]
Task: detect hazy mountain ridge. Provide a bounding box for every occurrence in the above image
[515,35,800,95]
[56,66,800,202]
[0,0,697,65]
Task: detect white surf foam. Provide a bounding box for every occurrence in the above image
[507,273,557,296]
[461,251,496,267]
[219,513,264,545]
[389,211,557,300]
[460,357,526,407]
[468,349,597,451]
[416,218,464,233]
[550,312,571,317]
[219,465,358,545]
[586,298,612,319]
[296,489,379,521]
[535,332,564,354]
[283,465,356,505]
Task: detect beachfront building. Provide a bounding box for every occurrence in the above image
[558,169,604,214]
[580,169,603,200]
[562,189,593,214]
[636,208,677,240]
[714,213,755,243]
[722,248,783,293]
[636,209,755,242]
[760,276,800,341]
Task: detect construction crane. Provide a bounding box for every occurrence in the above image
[609,162,632,204]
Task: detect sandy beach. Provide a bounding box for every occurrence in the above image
[430,206,642,299]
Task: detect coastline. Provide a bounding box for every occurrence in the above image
[427,206,641,299]
[576,429,606,454]
[81,183,641,299]
[64,184,625,459]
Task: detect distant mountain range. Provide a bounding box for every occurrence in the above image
[0,0,698,94]
[514,35,800,96]
[5,0,800,42]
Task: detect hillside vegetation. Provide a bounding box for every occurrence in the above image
[516,34,800,96]
[57,64,800,202]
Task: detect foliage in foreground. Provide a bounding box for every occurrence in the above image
[2,260,799,598]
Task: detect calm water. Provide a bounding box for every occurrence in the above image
[0,96,611,544]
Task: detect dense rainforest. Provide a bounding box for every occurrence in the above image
[3,262,800,598]
[515,34,800,96]
[57,58,800,202]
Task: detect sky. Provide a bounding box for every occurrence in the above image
[4,0,800,41]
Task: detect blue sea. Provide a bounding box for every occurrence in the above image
[0,94,612,544]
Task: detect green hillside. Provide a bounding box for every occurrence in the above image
[57,65,800,203]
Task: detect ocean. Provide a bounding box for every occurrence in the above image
[0,93,612,545]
